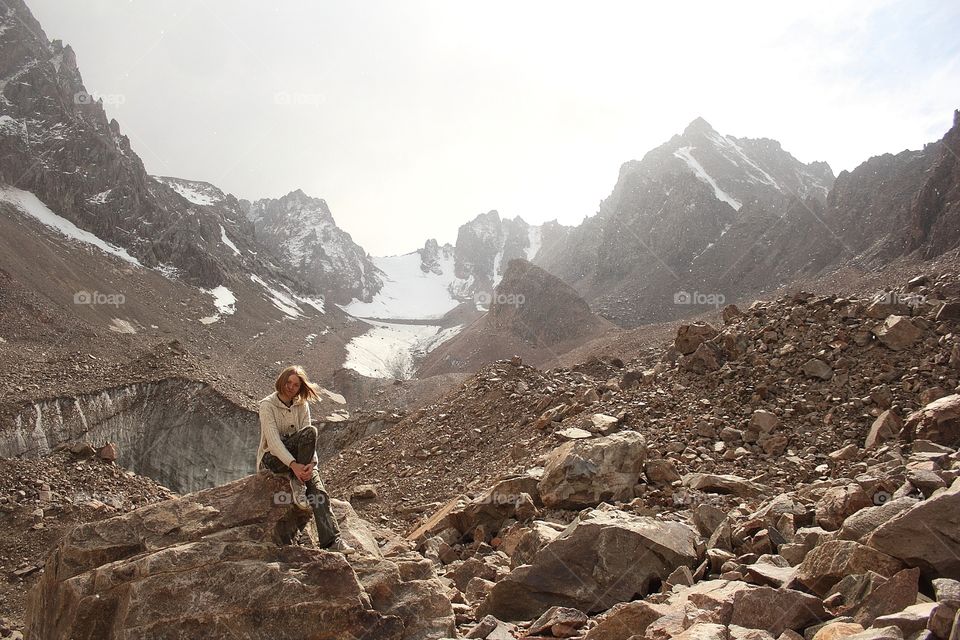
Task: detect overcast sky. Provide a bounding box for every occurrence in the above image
[26,0,960,256]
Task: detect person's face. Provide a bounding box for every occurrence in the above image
[283,374,302,398]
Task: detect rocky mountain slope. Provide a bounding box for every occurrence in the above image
[452,211,568,295]
[417,259,614,376]
[898,110,960,259]
[243,189,383,304]
[534,117,835,324]
[323,268,960,637]
[327,268,960,530]
[0,1,287,292]
[3,267,960,637]
[533,115,960,328]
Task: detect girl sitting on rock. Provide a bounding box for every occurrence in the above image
[256,364,354,555]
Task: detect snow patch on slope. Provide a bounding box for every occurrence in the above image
[491,247,505,288]
[154,177,223,206]
[250,275,303,318]
[526,226,542,261]
[344,319,463,378]
[343,250,466,320]
[673,147,742,211]
[199,285,237,324]
[219,224,240,256]
[0,186,143,266]
[706,131,782,190]
[246,275,324,317]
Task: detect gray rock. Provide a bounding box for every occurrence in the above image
[803,358,834,381]
[538,431,647,509]
[867,477,960,580]
[873,316,923,351]
[478,508,698,620]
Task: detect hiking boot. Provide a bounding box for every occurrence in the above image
[289,476,310,511]
[329,538,356,555]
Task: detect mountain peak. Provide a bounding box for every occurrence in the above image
[683,116,716,137]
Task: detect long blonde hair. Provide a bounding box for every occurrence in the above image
[274,365,322,405]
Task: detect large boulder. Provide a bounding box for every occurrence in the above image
[657,579,827,636]
[25,473,453,640]
[682,473,769,498]
[675,322,719,355]
[538,431,647,508]
[901,394,960,447]
[865,410,903,449]
[725,585,828,634]
[815,484,873,531]
[872,315,924,351]
[583,600,672,640]
[477,508,699,621]
[353,554,457,639]
[680,342,723,373]
[866,477,960,579]
[795,540,905,596]
[838,497,919,542]
[803,358,834,380]
[431,473,543,539]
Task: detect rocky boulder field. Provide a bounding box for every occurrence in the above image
[2,271,960,639]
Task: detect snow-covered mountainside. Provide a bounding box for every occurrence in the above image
[342,240,469,320]
[243,190,382,305]
[338,214,573,377]
[339,239,471,378]
[349,212,570,320]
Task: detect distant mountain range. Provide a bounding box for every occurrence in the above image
[2,0,958,376]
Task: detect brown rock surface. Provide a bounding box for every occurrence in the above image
[477,508,698,620]
[24,473,452,640]
[866,478,960,579]
[538,431,647,508]
[796,541,905,596]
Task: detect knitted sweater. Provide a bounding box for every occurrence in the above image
[256,391,313,471]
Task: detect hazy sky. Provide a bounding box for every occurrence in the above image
[26,0,960,256]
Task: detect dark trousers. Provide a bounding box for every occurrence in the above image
[260,426,342,548]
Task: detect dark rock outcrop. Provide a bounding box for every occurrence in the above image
[243,189,383,304]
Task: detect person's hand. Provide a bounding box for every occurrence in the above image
[290,461,314,482]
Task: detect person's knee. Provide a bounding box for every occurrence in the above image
[300,425,318,441]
